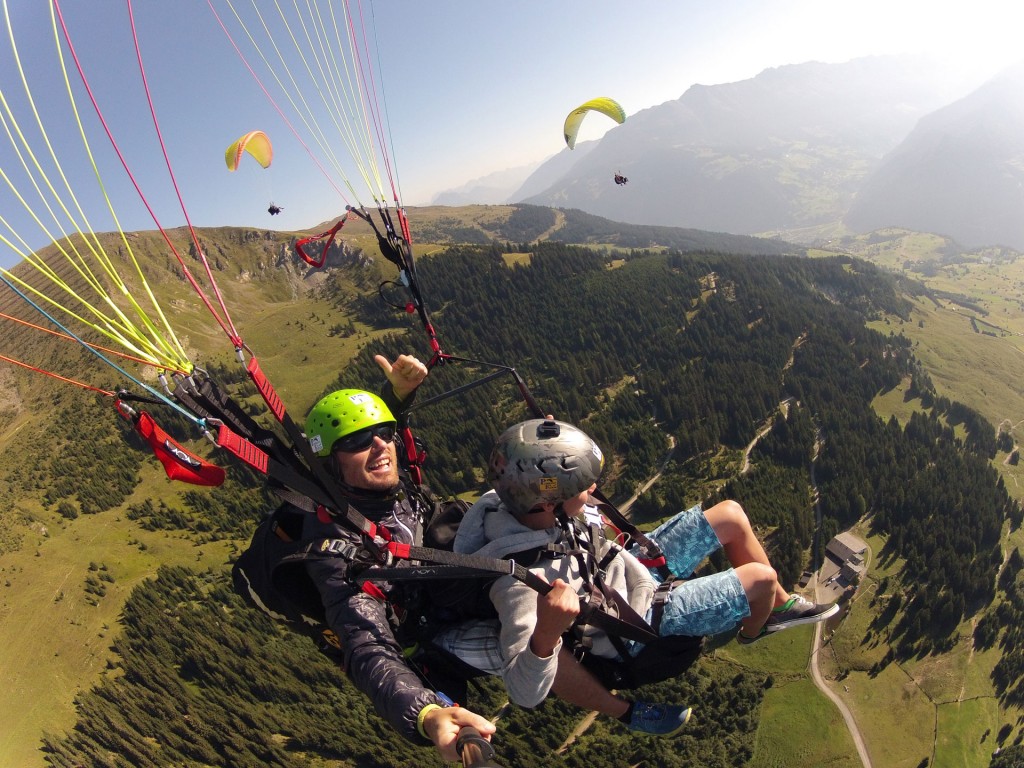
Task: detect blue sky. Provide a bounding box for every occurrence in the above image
[1,0,1021,268]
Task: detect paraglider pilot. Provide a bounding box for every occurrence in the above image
[300,354,495,761]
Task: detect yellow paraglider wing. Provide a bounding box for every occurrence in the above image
[563,97,626,150]
[224,130,273,171]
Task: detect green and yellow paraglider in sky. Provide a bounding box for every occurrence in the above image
[563,97,626,150]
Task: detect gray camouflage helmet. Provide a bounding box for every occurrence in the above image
[487,418,604,514]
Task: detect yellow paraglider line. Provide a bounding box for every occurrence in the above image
[212,0,400,209]
[0,0,192,373]
[294,0,384,199]
[348,0,402,204]
[221,0,367,203]
[362,0,403,205]
[315,0,390,202]
[3,1,191,368]
[277,0,389,201]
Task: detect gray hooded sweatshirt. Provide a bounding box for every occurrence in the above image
[454,491,656,707]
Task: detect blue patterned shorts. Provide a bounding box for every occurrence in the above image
[633,504,749,638]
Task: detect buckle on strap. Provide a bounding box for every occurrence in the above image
[653,578,676,602]
[321,539,358,558]
[650,578,678,631]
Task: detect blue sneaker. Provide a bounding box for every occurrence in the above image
[626,701,693,736]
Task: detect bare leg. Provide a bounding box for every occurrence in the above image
[550,647,629,718]
[704,500,790,634]
[734,561,778,636]
[704,500,790,604]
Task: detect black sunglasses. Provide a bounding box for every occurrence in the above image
[332,423,396,453]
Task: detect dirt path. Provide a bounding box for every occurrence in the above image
[556,711,599,754]
[809,612,873,768]
[740,397,794,475]
[535,210,566,242]
[619,435,675,514]
[808,431,872,768]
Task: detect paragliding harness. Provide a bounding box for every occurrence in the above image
[228,474,501,702]
[230,480,702,699]
[557,497,705,690]
[430,495,705,692]
[366,484,705,692]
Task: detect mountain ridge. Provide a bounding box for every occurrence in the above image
[431,55,1024,250]
[845,59,1024,248]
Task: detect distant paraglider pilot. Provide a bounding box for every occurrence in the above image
[268,203,283,215]
[613,173,628,186]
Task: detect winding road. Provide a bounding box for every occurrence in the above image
[809,583,873,768]
[808,428,872,768]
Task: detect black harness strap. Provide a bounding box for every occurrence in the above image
[649,579,677,633]
[590,490,670,578]
[581,583,660,645]
[552,512,663,646]
[215,423,338,508]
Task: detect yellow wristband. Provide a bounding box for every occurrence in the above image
[417,703,443,740]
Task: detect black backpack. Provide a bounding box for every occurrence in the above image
[404,496,500,627]
[231,502,369,663]
[230,495,491,664]
[231,493,500,704]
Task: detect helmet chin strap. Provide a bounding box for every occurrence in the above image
[517,501,562,531]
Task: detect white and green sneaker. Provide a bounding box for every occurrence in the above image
[764,594,839,633]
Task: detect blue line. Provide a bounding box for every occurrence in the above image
[0,270,201,425]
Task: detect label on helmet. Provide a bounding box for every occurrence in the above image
[592,444,604,464]
[309,435,324,453]
[348,392,374,404]
[538,477,558,491]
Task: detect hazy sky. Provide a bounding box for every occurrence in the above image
[0,0,1021,268]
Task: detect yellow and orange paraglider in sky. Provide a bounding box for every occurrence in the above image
[224,130,273,171]
[225,131,281,213]
[563,97,626,150]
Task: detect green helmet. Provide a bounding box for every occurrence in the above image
[487,418,604,514]
[305,389,396,457]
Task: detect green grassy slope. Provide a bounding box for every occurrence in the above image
[827,230,1024,766]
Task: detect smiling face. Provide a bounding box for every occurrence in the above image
[333,433,400,493]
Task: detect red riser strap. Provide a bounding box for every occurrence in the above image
[247,356,285,420]
[216,423,269,474]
